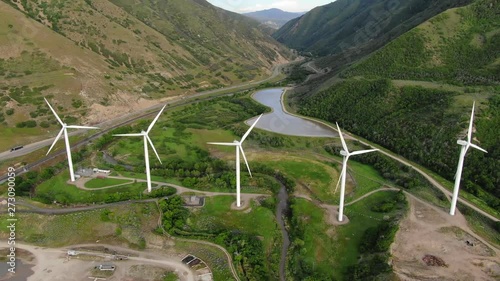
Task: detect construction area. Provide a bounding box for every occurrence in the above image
[0,243,197,281]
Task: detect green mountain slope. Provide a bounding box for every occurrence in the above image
[0,0,290,148]
[273,0,471,57]
[296,0,500,212]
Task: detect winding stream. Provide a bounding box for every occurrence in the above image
[276,182,290,281]
[246,88,338,280]
[246,88,337,137]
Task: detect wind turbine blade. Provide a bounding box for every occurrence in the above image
[467,102,475,143]
[147,105,166,134]
[336,123,349,154]
[241,114,263,143]
[47,128,64,155]
[113,133,144,137]
[207,142,238,146]
[147,136,162,164]
[350,148,379,156]
[239,145,252,178]
[66,125,99,130]
[45,98,64,125]
[334,168,344,194]
[469,143,487,153]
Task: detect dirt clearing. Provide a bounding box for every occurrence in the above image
[391,196,499,280]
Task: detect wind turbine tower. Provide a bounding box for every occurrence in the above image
[208,114,263,207]
[45,98,99,182]
[450,102,487,215]
[114,105,166,193]
[335,123,378,222]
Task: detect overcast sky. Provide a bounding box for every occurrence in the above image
[206,0,334,13]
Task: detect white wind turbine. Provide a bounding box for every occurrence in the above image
[450,102,487,216]
[334,123,378,222]
[45,98,99,182]
[207,114,263,207]
[114,105,166,193]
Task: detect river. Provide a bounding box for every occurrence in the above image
[276,182,290,281]
[246,88,337,137]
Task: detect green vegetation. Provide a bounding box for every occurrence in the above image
[273,0,470,57]
[26,171,174,204]
[263,157,336,202]
[104,93,290,195]
[84,178,132,188]
[343,1,500,86]
[0,203,158,247]
[458,202,500,246]
[299,77,499,212]
[287,191,407,281]
[0,0,291,144]
[284,64,315,84]
[295,0,500,214]
[187,196,281,280]
[158,193,281,280]
[158,195,189,233]
[162,272,178,281]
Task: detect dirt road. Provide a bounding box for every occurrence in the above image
[6,243,195,281]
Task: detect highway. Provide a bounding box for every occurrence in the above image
[0,61,291,183]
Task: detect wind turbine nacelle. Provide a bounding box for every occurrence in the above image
[340,150,348,156]
[457,140,468,146]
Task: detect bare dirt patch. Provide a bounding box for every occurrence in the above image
[321,203,349,226]
[391,197,499,281]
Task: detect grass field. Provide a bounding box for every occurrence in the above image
[84,177,132,189]
[458,203,500,247]
[256,152,385,205]
[0,203,158,248]
[290,190,407,280]
[345,160,385,203]
[34,171,149,204]
[261,156,337,202]
[116,171,182,185]
[289,198,336,275]
[186,196,280,251]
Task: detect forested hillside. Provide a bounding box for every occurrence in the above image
[273,0,471,56]
[297,0,500,211]
[342,1,500,85]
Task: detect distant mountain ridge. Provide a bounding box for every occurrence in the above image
[244,8,305,29]
[273,0,472,56]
